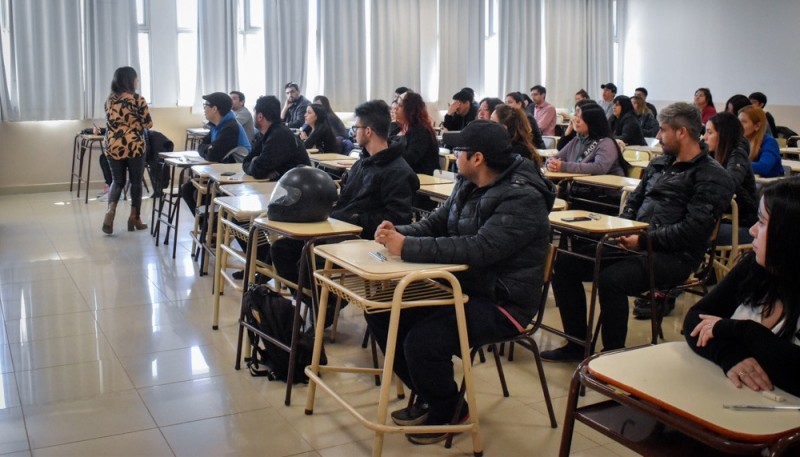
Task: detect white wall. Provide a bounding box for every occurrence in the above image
[621,0,800,129]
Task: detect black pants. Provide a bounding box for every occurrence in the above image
[365,298,518,423]
[108,155,145,210]
[99,154,112,186]
[552,244,694,351]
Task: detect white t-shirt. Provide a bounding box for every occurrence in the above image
[731,304,800,345]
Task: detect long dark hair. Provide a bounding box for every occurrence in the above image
[399,91,435,140]
[110,66,138,96]
[696,87,714,108]
[307,103,329,128]
[613,95,634,118]
[738,177,800,340]
[313,95,344,127]
[578,102,627,172]
[726,94,751,115]
[707,112,743,166]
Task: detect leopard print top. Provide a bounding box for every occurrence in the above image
[104,92,153,160]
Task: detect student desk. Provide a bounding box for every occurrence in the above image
[218,182,277,197]
[781,159,800,175]
[307,152,351,162]
[560,342,800,456]
[316,158,358,172]
[305,240,482,457]
[544,170,590,182]
[235,217,363,406]
[211,194,274,329]
[191,164,268,276]
[152,151,210,258]
[417,182,456,202]
[416,173,453,186]
[184,127,209,150]
[779,147,800,159]
[544,210,655,359]
[70,133,105,204]
[538,148,559,158]
[568,175,641,214]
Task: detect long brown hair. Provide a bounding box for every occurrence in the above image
[739,105,768,161]
[493,104,542,167]
[398,91,435,140]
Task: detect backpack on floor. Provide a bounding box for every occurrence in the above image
[242,284,325,383]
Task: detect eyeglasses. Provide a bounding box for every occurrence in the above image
[352,125,366,130]
[453,147,475,158]
[202,102,212,108]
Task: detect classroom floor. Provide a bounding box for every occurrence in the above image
[0,190,695,457]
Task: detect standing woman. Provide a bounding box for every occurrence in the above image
[685,177,800,397]
[299,103,341,153]
[609,95,646,146]
[738,106,783,178]
[395,91,439,175]
[704,112,758,244]
[102,66,153,234]
[694,88,717,124]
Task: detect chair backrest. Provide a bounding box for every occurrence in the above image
[645,137,659,147]
[433,169,456,180]
[622,148,652,162]
[542,136,558,149]
[529,244,557,333]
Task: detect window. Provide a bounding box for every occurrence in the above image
[483,0,499,98]
[176,0,197,106]
[136,0,151,101]
[236,0,264,103]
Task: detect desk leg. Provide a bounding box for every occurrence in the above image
[370,302,404,457]
[558,366,584,457]
[85,142,95,204]
[583,237,607,359]
[212,207,228,330]
[305,259,333,414]
[235,224,260,365]
[70,135,79,192]
[199,181,216,276]
[453,287,483,456]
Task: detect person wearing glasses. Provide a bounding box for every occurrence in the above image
[280,82,311,129]
[370,120,556,445]
[270,100,419,326]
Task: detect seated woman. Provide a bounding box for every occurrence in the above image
[685,177,800,397]
[491,103,543,167]
[738,106,783,178]
[694,87,717,124]
[556,98,594,150]
[609,95,646,146]
[313,95,348,138]
[705,112,758,245]
[299,103,341,153]
[726,94,751,115]
[394,91,439,175]
[547,102,628,212]
[631,95,658,138]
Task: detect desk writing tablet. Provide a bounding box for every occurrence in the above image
[588,342,800,441]
[544,171,590,180]
[219,182,277,197]
[308,153,351,161]
[252,217,362,238]
[549,210,648,234]
[417,183,455,200]
[416,173,453,185]
[573,175,641,190]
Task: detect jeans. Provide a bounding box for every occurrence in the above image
[552,244,694,350]
[108,154,145,210]
[365,297,518,423]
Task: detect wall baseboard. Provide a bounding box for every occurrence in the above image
[0,181,106,196]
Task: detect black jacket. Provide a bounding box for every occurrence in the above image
[684,254,800,396]
[283,95,311,129]
[611,112,647,146]
[442,104,477,132]
[331,143,419,239]
[398,157,556,325]
[198,115,243,163]
[621,148,735,266]
[304,122,341,153]
[720,139,758,227]
[242,123,310,180]
[396,125,439,175]
[145,130,174,161]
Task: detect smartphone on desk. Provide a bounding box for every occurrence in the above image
[561,216,593,222]
[220,171,236,176]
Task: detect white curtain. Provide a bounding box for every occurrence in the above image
[369,0,422,101]
[544,0,588,108]
[497,0,543,97]
[587,0,614,98]
[84,0,140,119]
[437,0,484,109]
[196,0,238,109]
[0,22,14,120]
[318,0,366,112]
[264,0,308,98]
[6,0,83,120]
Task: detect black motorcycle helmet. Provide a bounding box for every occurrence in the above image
[267,166,338,222]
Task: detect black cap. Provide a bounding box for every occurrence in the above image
[601,83,617,93]
[202,92,233,115]
[442,120,512,156]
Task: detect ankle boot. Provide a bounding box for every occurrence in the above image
[128,208,148,231]
[102,203,117,234]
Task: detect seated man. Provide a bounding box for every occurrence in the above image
[281,82,311,129]
[181,92,252,216]
[368,120,556,445]
[542,102,735,361]
[441,89,477,132]
[270,100,419,311]
[242,95,310,181]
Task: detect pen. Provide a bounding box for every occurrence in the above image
[370,251,387,262]
[723,404,800,411]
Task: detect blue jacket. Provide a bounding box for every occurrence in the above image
[751,135,783,178]
[199,111,251,163]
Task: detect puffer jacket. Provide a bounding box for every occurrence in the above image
[611,112,647,146]
[720,138,758,227]
[621,147,735,266]
[331,142,420,239]
[398,157,556,325]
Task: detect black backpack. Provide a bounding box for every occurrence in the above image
[242,284,325,383]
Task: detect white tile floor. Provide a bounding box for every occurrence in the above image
[0,190,695,456]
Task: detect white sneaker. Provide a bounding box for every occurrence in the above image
[97,192,109,202]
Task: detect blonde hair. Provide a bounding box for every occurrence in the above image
[739,105,768,161]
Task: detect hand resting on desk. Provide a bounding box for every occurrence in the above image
[374,220,405,256]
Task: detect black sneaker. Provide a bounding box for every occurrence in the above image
[391,400,429,426]
[232,270,245,280]
[540,345,585,363]
[406,406,469,445]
